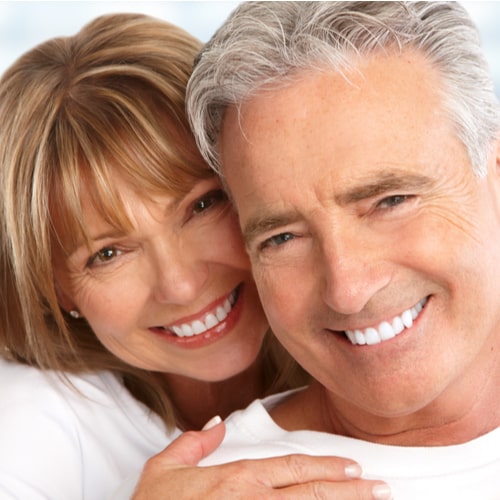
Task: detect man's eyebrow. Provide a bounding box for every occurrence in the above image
[334,172,434,205]
[243,211,300,248]
[241,172,433,247]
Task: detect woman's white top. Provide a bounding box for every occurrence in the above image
[0,357,174,499]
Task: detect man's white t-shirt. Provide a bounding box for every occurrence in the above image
[201,391,500,499]
[0,357,174,499]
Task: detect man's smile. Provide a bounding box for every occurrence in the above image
[340,297,428,346]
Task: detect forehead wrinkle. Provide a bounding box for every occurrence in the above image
[334,171,435,206]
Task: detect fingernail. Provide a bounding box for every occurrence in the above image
[202,415,222,430]
[372,484,393,500]
[345,463,362,478]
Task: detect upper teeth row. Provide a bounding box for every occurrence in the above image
[169,290,237,338]
[345,297,427,346]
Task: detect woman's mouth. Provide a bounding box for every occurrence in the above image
[155,287,240,338]
[344,297,428,346]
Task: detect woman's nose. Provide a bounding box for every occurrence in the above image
[151,245,209,305]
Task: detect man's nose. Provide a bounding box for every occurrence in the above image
[319,230,391,315]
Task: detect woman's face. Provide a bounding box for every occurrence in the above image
[54,174,268,382]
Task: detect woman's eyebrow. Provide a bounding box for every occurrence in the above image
[69,229,125,257]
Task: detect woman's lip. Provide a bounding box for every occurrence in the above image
[150,284,245,348]
[155,284,241,330]
[168,288,239,338]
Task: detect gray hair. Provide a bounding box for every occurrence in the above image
[187,1,500,177]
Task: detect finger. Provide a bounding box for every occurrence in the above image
[156,419,226,466]
[278,479,392,500]
[232,454,364,487]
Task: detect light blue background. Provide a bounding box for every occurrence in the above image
[1,1,499,96]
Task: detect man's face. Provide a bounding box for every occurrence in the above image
[220,51,500,422]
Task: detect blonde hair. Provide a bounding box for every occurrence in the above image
[0,13,308,429]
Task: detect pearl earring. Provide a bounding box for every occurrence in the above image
[69,310,80,319]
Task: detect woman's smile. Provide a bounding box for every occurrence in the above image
[150,284,246,348]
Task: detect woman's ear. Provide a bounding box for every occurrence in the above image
[54,281,74,313]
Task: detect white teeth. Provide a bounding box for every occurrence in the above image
[346,330,357,344]
[205,313,218,329]
[401,309,413,328]
[216,306,227,322]
[392,316,405,335]
[165,289,238,338]
[378,321,395,341]
[181,324,194,337]
[192,320,207,335]
[365,328,381,345]
[355,330,366,345]
[345,297,427,346]
[172,326,183,336]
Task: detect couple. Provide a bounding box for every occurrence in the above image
[132,1,500,498]
[1,2,499,499]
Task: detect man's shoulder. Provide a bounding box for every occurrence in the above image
[202,388,500,500]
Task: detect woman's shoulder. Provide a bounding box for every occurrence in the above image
[0,356,170,499]
[0,356,168,434]
[0,355,122,406]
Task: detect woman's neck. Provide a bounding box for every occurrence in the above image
[163,358,265,430]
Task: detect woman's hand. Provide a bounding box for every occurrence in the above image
[130,420,392,499]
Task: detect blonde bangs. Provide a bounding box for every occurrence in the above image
[50,76,213,256]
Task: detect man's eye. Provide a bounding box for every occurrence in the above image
[377,195,410,209]
[260,232,295,249]
[87,247,120,267]
[192,189,228,214]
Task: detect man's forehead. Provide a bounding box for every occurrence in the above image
[218,51,454,240]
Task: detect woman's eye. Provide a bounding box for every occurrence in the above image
[192,189,229,215]
[260,232,295,250]
[377,195,411,209]
[87,247,121,267]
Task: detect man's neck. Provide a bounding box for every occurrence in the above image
[271,358,500,446]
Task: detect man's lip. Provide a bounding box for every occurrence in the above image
[329,296,429,346]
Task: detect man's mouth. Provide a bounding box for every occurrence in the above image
[344,297,428,346]
[156,287,239,338]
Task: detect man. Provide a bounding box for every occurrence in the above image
[186,2,500,498]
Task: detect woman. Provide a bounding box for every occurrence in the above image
[0,13,383,499]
